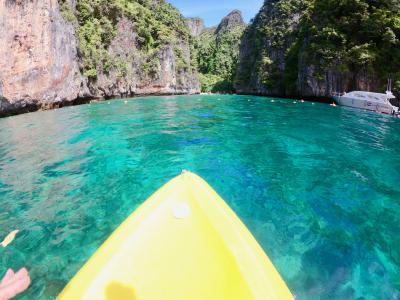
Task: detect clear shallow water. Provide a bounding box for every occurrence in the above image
[0,95,399,299]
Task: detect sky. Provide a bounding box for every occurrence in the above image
[167,0,264,27]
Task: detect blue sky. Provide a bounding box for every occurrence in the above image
[167,0,264,27]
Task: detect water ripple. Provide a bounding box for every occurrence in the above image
[0,95,399,299]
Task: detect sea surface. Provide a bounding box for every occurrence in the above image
[0,95,399,299]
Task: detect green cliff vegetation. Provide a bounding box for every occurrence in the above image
[59,0,400,96]
[193,12,246,93]
[236,0,310,92]
[59,0,193,79]
[301,0,400,91]
[236,0,400,95]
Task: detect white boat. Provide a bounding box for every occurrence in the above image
[333,80,399,116]
[333,91,398,115]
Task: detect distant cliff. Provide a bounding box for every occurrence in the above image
[235,0,400,97]
[186,17,204,37]
[2,0,398,117]
[193,10,246,92]
[0,0,200,116]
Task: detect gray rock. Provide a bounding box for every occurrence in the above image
[0,0,80,116]
[235,0,385,98]
[0,0,200,117]
[186,18,204,37]
[216,10,245,36]
[85,17,199,98]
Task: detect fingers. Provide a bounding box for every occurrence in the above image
[0,269,15,286]
[0,272,30,300]
[13,268,28,281]
[0,281,20,299]
[0,268,30,300]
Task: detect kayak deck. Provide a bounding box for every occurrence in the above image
[58,171,293,300]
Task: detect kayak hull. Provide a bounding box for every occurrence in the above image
[58,172,293,300]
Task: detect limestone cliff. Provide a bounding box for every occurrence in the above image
[0,0,80,116]
[0,0,200,117]
[235,0,400,98]
[236,0,306,96]
[193,10,246,92]
[81,16,199,99]
[186,18,204,37]
[216,10,244,36]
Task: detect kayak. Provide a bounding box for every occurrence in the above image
[58,171,294,300]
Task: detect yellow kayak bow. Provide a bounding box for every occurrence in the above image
[58,171,294,300]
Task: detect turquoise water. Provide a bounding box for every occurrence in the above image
[0,95,399,299]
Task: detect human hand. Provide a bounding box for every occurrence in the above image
[0,268,30,300]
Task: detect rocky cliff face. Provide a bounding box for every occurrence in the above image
[83,17,199,99]
[216,10,244,36]
[0,0,80,116]
[186,18,204,37]
[235,0,400,98]
[0,0,199,117]
[236,0,306,96]
[194,10,246,92]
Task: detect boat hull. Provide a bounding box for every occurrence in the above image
[334,96,395,114]
[58,172,294,300]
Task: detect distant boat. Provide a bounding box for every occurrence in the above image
[333,80,399,116]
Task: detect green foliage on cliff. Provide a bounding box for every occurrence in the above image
[235,0,311,92]
[237,0,400,95]
[194,19,245,92]
[301,0,400,90]
[59,0,76,23]
[198,74,233,93]
[59,0,192,79]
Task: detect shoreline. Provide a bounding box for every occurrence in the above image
[235,91,334,104]
[0,91,198,118]
[0,92,335,118]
